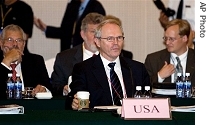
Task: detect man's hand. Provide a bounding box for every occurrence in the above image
[158,61,175,79]
[72,94,79,110]
[2,48,23,67]
[63,85,70,96]
[32,84,47,96]
[159,11,169,28]
[34,16,47,31]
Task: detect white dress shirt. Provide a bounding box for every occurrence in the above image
[1,62,50,92]
[83,43,99,61]
[158,48,189,83]
[100,55,127,105]
[168,0,195,30]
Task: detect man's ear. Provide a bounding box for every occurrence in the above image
[94,37,100,48]
[80,30,85,40]
[182,35,188,43]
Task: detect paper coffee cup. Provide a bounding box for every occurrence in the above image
[77,91,90,110]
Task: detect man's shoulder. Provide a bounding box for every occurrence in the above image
[188,48,195,54]
[15,0,32,8]
[89,0,103,4]
[121,57,144,67]
[23,53,44,61]
[121,49,133,59]
[74,54,97,67]
[57,44,82,57]
[147,49,168,57]
[88,0,105,11]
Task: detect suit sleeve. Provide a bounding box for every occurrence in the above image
[45,1,80,40]
[144,55,159,85]
[51,54,68,95]
[65,62,87,109]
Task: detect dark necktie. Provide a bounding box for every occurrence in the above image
[174,57,183,82]
[108,62,123,106]
[10,63,17,81]
[92,54,97,57]
[176,0,183,19]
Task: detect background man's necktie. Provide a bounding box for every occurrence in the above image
[92,54,97,57]
[108,62,123,106]
[176,0,183,19]
[174,57,183,82]
[10,64,17,81]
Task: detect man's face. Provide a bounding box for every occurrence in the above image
[164,25,187,55]
[95,23,124,61]
[0,30,25,54]
[81,24,98,52]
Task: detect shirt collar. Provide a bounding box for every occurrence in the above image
[80,0,89,10]
[100,55,120,70]
[171,47,189,61]
[82,43,99,56]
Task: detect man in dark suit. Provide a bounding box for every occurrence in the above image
[51,13,133,96]
[0,0,34,54]
[34,0,106,52]
[144,19,195,86]
[0,24,51,99]
[67,19,150,110]
[158,0,195,49]
[51,13,104,96]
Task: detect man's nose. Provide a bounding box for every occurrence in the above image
[12,41,18,47]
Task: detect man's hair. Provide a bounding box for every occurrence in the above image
[164,19,191,38]
[104,15,122,26]
[0,24,26,40]
[94,19,124,38]
[81,12,104,31]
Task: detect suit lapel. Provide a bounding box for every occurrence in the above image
[91,55,113,104]
[186,49,195,74]
[160,49,171,82]
[119,58,133,97]
[73,44,83,62]
[20,55,27,83]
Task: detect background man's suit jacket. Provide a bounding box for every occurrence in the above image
[51,44,83,95]
[144,48,195,86]
[66,54,150,109]
[51,44,133,95]
[0,51,51,99]
[46,0,106,51]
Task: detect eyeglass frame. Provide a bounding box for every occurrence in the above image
[97,36,125,42]
[2,37,25,43]
[162,36,183,43]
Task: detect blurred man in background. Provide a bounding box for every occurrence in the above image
[34,0,106,52]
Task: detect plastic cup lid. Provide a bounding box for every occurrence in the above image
[77,91,90,99]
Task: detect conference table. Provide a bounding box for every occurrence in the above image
[0,96,195,125]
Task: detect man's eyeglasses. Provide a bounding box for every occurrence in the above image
[162,36,182,42]
[98,36,125,42]
[3,37,25,43]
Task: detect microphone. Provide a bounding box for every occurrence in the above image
[153,0,175,17]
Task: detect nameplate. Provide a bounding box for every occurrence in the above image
[121,98,172,120]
